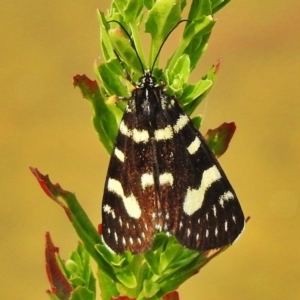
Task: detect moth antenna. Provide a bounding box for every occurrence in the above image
[151,19,189,73]
[107,20,145,74]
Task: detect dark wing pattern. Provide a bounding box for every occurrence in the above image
[102,71,245,254]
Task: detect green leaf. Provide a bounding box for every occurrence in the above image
[70,286,95,300]
[98,62,128,96]
[145,0,182,66]
[188,0,212,19]
[191,115,202,129]
[113,0,144,23]
[116,271,137,289]
[30,168,115,279]
[164,54,190,96]
[97,269,119,300]
[142,280,160,298]
[98,11,117,62]
[109,28,144,74]
[144,0,155,10]
[73,74,118,154]
[167,16,215,72]
[211,0,232,14]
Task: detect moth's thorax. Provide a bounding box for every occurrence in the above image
[130,71,168,118]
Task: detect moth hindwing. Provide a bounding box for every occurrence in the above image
[101,70,245,254]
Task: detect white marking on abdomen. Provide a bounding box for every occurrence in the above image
[159,172,174,186]
[173,115,189,133]
[114,147,125,162]
[141,173,154,189]
[187,137,201,154]
[107,178,142,219]
[183,165,221,216]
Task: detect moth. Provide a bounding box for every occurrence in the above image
[101,23,245,254]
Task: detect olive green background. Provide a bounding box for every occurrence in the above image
[1,1,300,299]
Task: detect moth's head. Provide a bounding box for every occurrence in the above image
[137,69,157,88]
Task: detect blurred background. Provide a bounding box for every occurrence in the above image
[1,0,300,299]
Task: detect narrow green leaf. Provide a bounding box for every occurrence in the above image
[73,74,118,153]
[211,0,231,14]
[181,79,212,106]
[109,28,144,75]
[116,271,137,289]
[124,0,144,23]
[97,269,119,300]
[142,280,160,298]
[70,287,95,300]
[98,62,128,96]
[188,0,212,20]
[145,0,181,65]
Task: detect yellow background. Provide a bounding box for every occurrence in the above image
[1,1,300,299]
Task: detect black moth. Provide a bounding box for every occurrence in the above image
[101,22,245,254]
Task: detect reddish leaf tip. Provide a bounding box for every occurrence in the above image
[214,59,221,74]
[45,232,73,298]
[73,74,99,93]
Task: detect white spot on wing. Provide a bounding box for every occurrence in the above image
[173,115,189,133]
[107,178,142,219]
[114,232,118,242]
[206,229,209,237]
[187,137,201,155]
[183,165,222,216]
[103,204,116,219]
[114,147,125,162]
[179,221,183,229]
[132,128,149,143]
[159,172,174,186]
[224,221,228,232]
[187,228,191,237]
[141,173,154,189]
[154,125,173,140]
[215,227,218,236]
[119,120,149,143]
[119,121,130,137]
[219,191,235,207]
[212,205,217,217]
